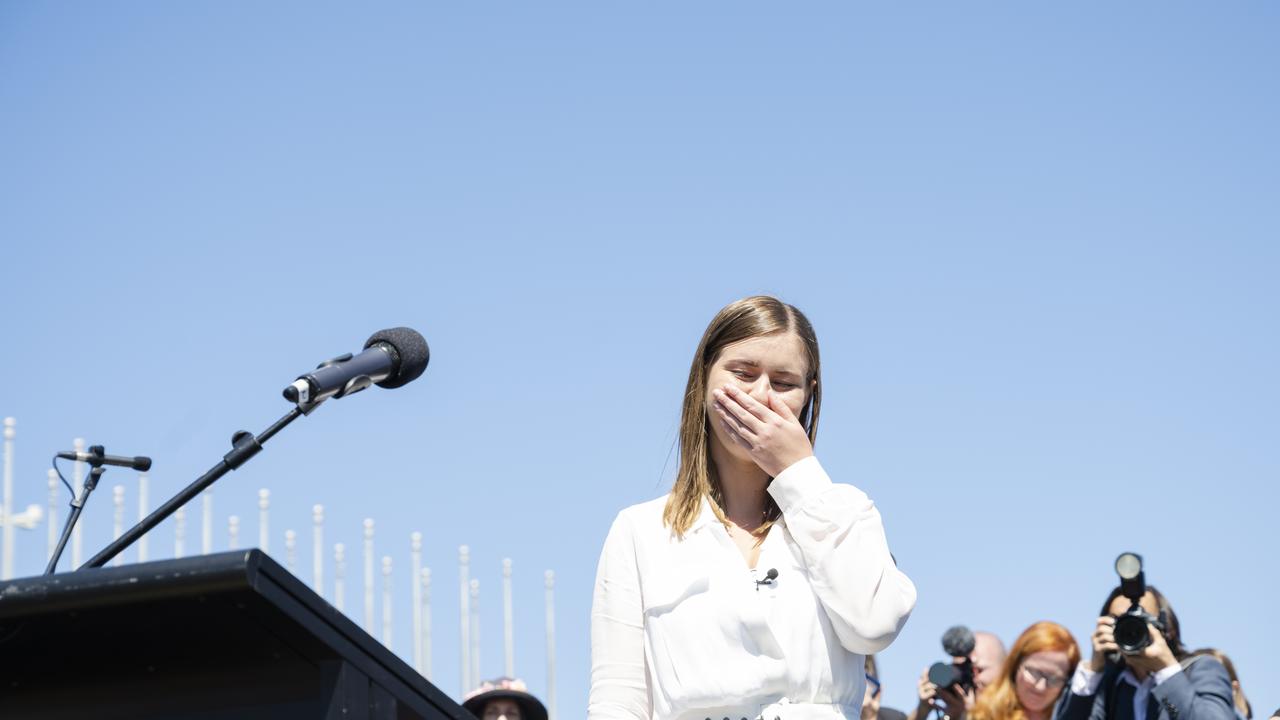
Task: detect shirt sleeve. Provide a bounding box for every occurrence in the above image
[1153,665,1182,685]
[767,456,917,654]
[588,511,651,720]
[1070,665,1103,696]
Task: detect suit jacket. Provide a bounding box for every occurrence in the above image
[1054,656,1235,720]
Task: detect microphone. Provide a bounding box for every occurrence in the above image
[755,568,779,590]
[283,327,430,405]
[57,447,152,472]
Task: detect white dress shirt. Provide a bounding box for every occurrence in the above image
[1069,663,1183,720]
[589,457,917,720]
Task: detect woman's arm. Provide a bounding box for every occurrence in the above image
[588,512,651,720]
[768,456,917,654]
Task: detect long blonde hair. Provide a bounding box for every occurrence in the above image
[970,622,1080,720]
[661,296,821,538]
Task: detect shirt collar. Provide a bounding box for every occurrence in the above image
[690,496,718,533]
[1116,667,1154,690]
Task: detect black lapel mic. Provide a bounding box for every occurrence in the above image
[755,567,779,590]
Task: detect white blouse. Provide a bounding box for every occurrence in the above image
[588,457,917,720]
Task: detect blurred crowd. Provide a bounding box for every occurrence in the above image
[860,577,1267,720]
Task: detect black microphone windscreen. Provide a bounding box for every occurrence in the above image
[133,456,153,472]
[766,568,778,581]
[942,625,976,657]
[365,327,430,389]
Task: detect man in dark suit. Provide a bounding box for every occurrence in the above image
[1055,586,1234,720]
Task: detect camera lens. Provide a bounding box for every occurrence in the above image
[928,662,957,688]
[1114,614,1151,654]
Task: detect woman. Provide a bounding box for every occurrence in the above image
[968,622,1079,720]
[588,296,917,720]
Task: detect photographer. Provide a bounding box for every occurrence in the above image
[908,631,1006,720]
[1057,584,1234,720]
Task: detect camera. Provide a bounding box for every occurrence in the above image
[1111,552,1166,655]
[927,625,976,693]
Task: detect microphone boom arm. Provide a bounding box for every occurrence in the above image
[80,406,305,570]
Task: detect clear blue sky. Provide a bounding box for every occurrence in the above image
[2,2,1277,714]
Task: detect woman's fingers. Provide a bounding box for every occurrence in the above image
[718,419,752,449]
[721,385,776,422]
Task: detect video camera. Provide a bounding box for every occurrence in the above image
[927,625,976,693]
[1112,552,1166,655]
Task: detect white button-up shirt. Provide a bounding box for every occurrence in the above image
[589,457,917,720]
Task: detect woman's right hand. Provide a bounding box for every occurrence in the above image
[1089,616,1119,672]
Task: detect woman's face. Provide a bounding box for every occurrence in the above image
[705,332,811,462]
[1014,650,1071,713]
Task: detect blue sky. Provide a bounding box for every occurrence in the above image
[2,2,1277,714]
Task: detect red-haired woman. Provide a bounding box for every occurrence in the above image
[968,622,1080,720]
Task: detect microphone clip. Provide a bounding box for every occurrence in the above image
[754,568,779,591]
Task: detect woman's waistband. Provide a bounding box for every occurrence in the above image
[672,698,859,720]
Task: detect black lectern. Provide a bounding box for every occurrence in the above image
[0,550,472,720]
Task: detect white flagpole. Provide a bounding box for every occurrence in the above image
[363,518,375,632]
[201,489,213,554]
[285,529,297,573]
[411,531,423,673]
[257,489,270,553]
[312,505,324,596]
[111,485,125,567]
[46,469,58,563]
[2,417,14,580]
[545,570,557,720]
[459,544,471,695]
[137,472,149,562]
[421,567,432,680]
[228,515,240,550]
[174,506,186,559]
[334,542,347,612]
[470,578,481,686]
[381,555,393,647]
[71,437,85,567]
[503,558,514,677]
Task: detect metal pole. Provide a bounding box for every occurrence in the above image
[71,437,84,567]
[459,544,471,695]
[201,489,213,554]
[545,570,557,720]
[312,505,324,596]
[228,515,239,550]
[411,531,423,673]
[334,542,346,612]
[503,558,514,677]
[46,469,58,563]
[381,555,393,647]
[2,417,14,580]
[363,518,375,632]
[174,506,186,558]
[137,472,149,562]
[257,488,270,552]
[470,578,481,686]
[285,529,297,573]
[421,567,432,680]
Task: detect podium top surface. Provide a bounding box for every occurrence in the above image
[0,550,472,720]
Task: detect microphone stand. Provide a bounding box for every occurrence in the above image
[80,405,309,570]
[45,446,109,575]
